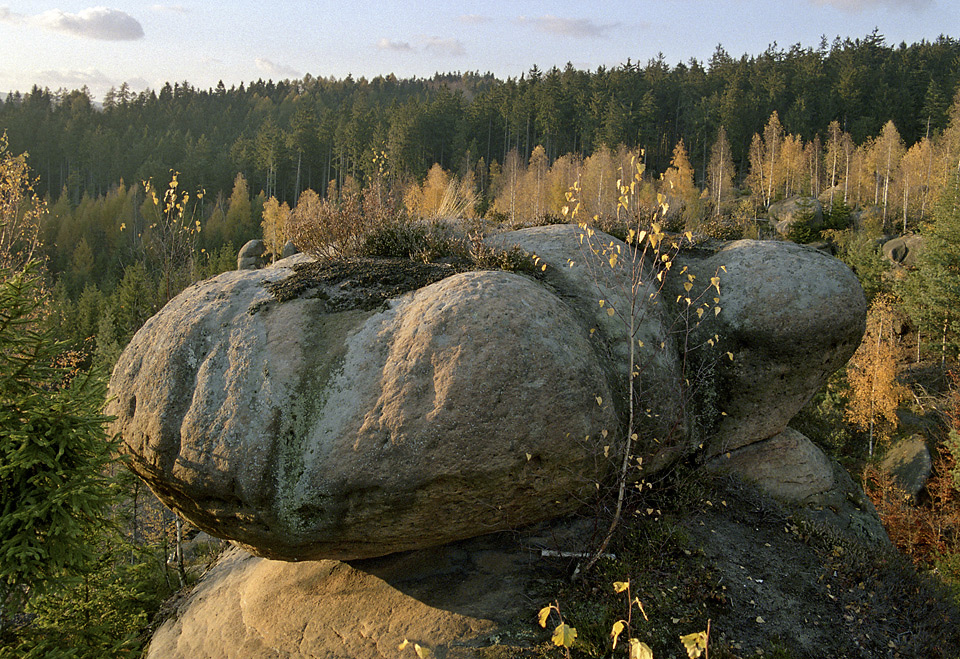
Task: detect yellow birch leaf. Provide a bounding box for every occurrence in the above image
[399,639,410,651]
[613,581,630,593]
[552,624,577,648]
[629,638,654,659]
[414,644,434,659]
[538,606,551,628]
[607,308,616,316]
[680,631,708,658]
[611,620,626,648]
[683,281,694,292]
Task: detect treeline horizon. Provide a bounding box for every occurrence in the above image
[1,30,959,207]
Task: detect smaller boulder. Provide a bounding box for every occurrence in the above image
[880,436,932,500]
[281,240,299,259]
[708,428,836,504]
[237,239,267,270]
[770,197,823,238]
[881,234,924,268]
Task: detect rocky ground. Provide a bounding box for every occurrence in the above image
[147,471,960,659]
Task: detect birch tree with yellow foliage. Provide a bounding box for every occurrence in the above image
[845,293,906,456]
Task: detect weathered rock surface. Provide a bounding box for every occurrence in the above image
[237,239,267,270]
[107,264,615,561]
[769,196,824,237]
[881,435,933,499]
[148,546,497,659]
[673,239,867,455]
[882,233,924,268]
[487,225,688,470]
[709,427,837,503]
[151,477,905,659]
[112,223,869,563]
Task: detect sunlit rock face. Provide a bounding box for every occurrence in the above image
[108,261,615,560]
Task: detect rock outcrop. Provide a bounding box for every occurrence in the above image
[110,222,908,657]
[110,224,870,563]
[881,435,933,499]
[146,518,593,659]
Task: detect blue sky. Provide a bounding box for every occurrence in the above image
[0,1,957,102]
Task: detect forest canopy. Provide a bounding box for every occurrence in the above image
[1,31,957,207]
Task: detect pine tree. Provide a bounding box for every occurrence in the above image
[1,197,117,623]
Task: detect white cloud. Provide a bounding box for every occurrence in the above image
[459,14,491,25]
[34,67,113,89]
[518,15,618,38]
[254,57,300,79]
[811,0,931,9]
[377,38,413,52]
[376,36,465,57]
[33,7,144,41]
[151,4,187,14]
[422,37,465,57]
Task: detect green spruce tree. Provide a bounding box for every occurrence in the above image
[902,171,960,363]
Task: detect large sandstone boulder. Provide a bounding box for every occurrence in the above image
[672,239,866,456]
[111,224,868,562]
[107,264,615,561]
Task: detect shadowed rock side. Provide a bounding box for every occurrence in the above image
[147,519,596,659]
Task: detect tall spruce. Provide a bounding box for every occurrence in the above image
[902,171,960,362]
